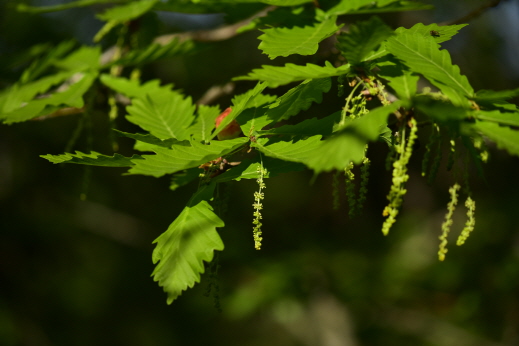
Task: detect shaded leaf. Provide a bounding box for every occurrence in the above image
[41,151,142,167]
[213,156,306,182]
[336,16,393,65]
[113,129,184,148]
[251,135,323,162]
[473,88,519,102]
[376,57,419,101]
[170,168,202,191]
[265,78,332,122]
[16,0,126,13]
[259,111,341,137]
[471,121,519,157]
[472,110,519,127]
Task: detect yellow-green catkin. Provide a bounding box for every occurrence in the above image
[357,157,370,214]
[438,183,461,261]
[456,197,476,246]
[252,165,267,250]
[474,137,489,163]
[382,118,418,235]
[344,162,356,217]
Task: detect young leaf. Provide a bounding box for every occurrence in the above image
[258,16,341,59]
[41,151,142,167]
[128,137,249,177]
[234,62,351,88]
[386,32,474,97]
[126,88,196,141]
[265,78,332,122]
[152,183,224,304]
[336,16,393,66]
[471,121,519,157]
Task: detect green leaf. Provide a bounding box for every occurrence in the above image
[237,6,315,33]
[395,23,469,44]
[265,78,332,122]
[19,41,76,84]
[0,71,74,115]
[107,38,195,67]
[327,0,432,16]
[302,102,402,173]
[414,96,468,123]
[259,111,341,137]
[126,88,196,141]
[236,106,272,137]
[152,183,224,304]
[251,135,323,162]
[1,72,97,124]
[258,16,341,59]
[100,75,171,99]
[129,137,249,177]
[472,110,519,127]
[336,16,393,65]
[95,0,159,42]
[170,168,201,191]
[473,88,519,102]
[53,45,101,71]
[16,0,126,13]
[213,156,306,183]
[113,129,184,148]
[471,121,519,157]
[234,62,351,88]
[188,105,219,143]
[386,32,474,98]
[376,57,419,101]
[213,82,268,139]
[41,151,142,167]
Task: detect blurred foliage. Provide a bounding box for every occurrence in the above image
[1,0,518,346]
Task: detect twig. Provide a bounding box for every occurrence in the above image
[442,0,503,25]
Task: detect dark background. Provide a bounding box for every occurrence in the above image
[1,0,519,345]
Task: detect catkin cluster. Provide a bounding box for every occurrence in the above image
[252,165,267,250]
[382,118,418,235]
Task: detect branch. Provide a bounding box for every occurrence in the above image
[442,0,503,25]
[153,6,276,45]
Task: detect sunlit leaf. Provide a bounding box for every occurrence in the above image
[386,32,474,97]
[234,62,351,88]
[258,16,341,59]
[152,183,224,304]
[129,137,249,177]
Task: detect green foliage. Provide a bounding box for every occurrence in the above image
[3,0,519,306]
